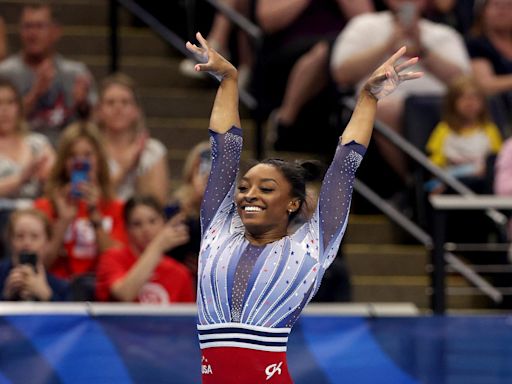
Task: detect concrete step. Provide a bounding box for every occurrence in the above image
[345,215,404,244]
[147,118,257,152]
[1,0,131,26]
[7,26,175,57]
[69,55,206,89]
[352,275,493,310]
[344,244,427,276]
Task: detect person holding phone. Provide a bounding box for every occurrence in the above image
[34,122,127,299]
[331,0,470,186]
[0,208,68,301]
[96,73,169,205]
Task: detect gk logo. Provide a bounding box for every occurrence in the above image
[265,362,283,380]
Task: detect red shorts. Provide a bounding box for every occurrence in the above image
[198,323,293,383]
[201,347,292,383]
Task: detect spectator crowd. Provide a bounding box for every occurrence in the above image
[1,0,512,304]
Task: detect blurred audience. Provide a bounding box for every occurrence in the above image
[494,137,512,238]
[466,0,512,119]
[426,75,502,194]
[0,208,68,301]
[96,73,169,205]
[0,78,55,201]
[424,0,476,35]
[34,122,126,299]
[167,141,211,279]
[331,0,470,183]
[253,0,374,152]
[0,2,96,145]
[96,195,194,304]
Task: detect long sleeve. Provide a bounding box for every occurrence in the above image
[200,126,243,234]
[315,141,366,267]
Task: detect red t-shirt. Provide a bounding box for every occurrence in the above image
[96,246,195,303]
[34,198,128,279]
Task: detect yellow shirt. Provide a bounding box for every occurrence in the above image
[426,121,503,168]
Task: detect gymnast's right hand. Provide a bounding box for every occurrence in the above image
[185,32,237,80]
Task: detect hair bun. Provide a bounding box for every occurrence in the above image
[296,160,326,182]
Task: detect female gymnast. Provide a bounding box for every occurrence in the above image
[186,32,422,383]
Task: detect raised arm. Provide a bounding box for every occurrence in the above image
[186,33,243,233]
[341,47,422,147]
[317,47,422,260]
[186,32,240,133]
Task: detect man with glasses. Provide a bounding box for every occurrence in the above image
[0,3,97,145]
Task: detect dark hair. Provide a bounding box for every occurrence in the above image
[252,158,325,221]
[124,195,165,224]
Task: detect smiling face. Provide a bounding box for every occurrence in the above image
[236,163,300,240]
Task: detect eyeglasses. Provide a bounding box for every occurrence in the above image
[21,22,52,31]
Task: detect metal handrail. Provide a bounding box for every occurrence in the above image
[354,179,503,305]
[109,0,258,110]
[343,97,509,230]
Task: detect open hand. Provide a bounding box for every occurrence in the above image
[364,47,423,100]
[185,32,237,80]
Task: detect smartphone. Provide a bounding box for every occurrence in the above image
[19,251,37,271]
[397,2,416,28]
[71,158,90,198]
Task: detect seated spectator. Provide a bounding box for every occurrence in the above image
[96,73,169,205]
[0,2,96,145]
[331,0,470,183]
[0,208,68,301]
[167,141,210,279]
[0,16,7,61]
[0,78,55,201]
[494,137,512,238]
[34,122,127,294]
[253,0,373,153]
[426,76,502,193]
[96,195,194,304]
[466,0,512,117]
[0,78,55,255]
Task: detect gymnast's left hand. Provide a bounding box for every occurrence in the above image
[185,32,238,81]
[363,46,423,100]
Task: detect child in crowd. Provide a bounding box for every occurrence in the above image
[96,195,194,304]
[34,122,127,299]
[96,73,169,205]
[426,76,503,193]
[0,208,68,301]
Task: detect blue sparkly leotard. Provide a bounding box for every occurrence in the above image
[197,126,365,383]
